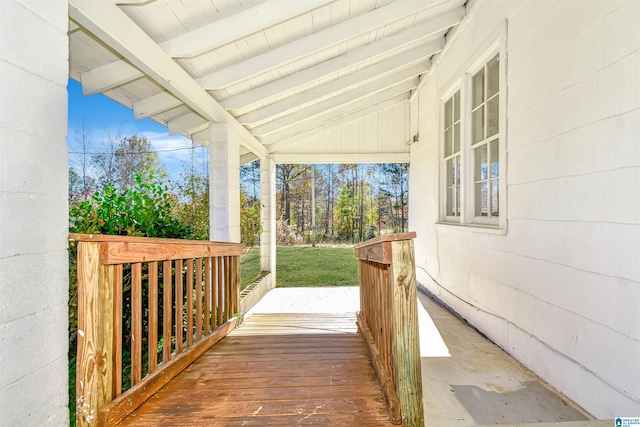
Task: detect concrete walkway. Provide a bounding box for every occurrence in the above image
[248,287,607,427]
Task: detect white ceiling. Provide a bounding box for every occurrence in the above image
[68,0,466,163]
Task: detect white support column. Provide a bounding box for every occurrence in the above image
[209,124,241,243]
[0,0,69,424]
[260,158,276,275]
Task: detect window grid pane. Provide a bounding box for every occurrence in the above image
[471,54,501,220]
[472,107,484,144]
[472,68,484,109]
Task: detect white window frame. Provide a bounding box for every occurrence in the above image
[438,34,507,232]
[439,82,464,223]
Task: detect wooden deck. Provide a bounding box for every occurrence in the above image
[118,313,396,426]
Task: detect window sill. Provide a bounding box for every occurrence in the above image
[435,221,507,235]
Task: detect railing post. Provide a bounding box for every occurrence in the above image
[389,238,424,427]
[76,241,114,426]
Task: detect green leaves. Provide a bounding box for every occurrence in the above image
[69,172,194,239]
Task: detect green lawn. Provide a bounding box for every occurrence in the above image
[240,245,359,288]
[240,246,261,290]
[276,246,358,287]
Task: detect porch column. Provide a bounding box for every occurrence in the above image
[260,158,276,274]
[0,0,69,424]
[209,124,241,243]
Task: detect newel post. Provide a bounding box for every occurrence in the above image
[76,241,114,426]
[390,238,424,427]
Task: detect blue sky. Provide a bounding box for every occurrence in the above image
[67,79,206,181]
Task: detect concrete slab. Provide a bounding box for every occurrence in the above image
[247,287,603,426]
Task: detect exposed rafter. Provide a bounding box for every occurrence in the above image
[132,92,181,120]
[76,0,336,92]
[69,0,267,158]
[252,74,419,137]
[198,0,445,89]
[259,80,417,144]
[80,60,142,96]
[267,95,408,153]
[161,0,337,58]
[219,12,458,109]
[237,49,430,126]
[167,112,209,136]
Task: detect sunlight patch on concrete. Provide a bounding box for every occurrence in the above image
[246,286,450,358]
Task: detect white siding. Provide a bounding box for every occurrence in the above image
[410,0,640,417]
[0,0,69,425]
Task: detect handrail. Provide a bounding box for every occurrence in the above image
[71,234,244,426]
[354,232,424,427]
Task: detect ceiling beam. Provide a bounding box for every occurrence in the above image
[270,153,410,164]
[132,91,182,120]
[267,95,408,153]
[198,0,445,89]
[69,0,267,158]
[77,0,336,90]
[250,70,423,137]
[237,49,429,126]
[80,60,142,96]
[161,0,336,58]
[167,113,209,136]
[240,152,259,165]
[219,11,458,108]
[259,80,416,144]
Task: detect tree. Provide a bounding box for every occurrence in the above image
[115,135,167,189]
[92,126,123,189]
[335,184,358,242]
[276,164,307,223]
[240,190,262,248]
[378,163,409,232]
[69,121,96,199]
[172,146,210,240]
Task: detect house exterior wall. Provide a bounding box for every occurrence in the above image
[409,0,639,418]
[0,0,69,424]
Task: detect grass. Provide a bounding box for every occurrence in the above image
[276,246,358,287]
[240,246,261,290]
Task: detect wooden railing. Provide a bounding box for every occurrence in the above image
[354,232,424,427]
[70,234,244,426]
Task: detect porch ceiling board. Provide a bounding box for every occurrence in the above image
[69,0,268,158]
[252,75,418,137]
[68,0,466,159]
[258,80,417,144]
[267,95,409,154]
[237,52,430,126]
[197,0,448,90]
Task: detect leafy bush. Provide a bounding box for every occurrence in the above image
[240,191,262,248]
[68,174,197,424]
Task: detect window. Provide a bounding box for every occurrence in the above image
[444,90,461,218]
[471,54,500,219]
[440,49,504,229]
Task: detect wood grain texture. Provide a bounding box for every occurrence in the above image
[113,264,123,398]
[131,263,142,386]
[196,258,203,340]
[357,312,402,424]
[389,239,424,427]
[148,261,158,374]
[186,259,194,348]
[162,260,172,364]
[204,257,211,335]
[98,316,241,426]
[76,242,114,426]
[118,313,395,426]
[99,241,244,264]
[175,259,183,354]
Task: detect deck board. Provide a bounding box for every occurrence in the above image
[118,313,395,426]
